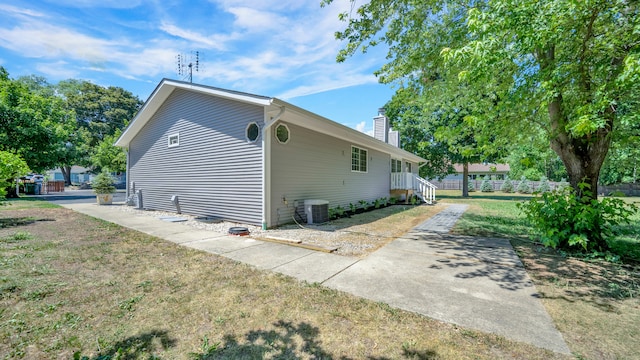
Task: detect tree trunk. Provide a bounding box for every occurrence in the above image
[548,97,613,200]
[462,162,469,197]
[60,165,72,186]
[542,45,614,200]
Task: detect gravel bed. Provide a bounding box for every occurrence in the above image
[115,205,374,256]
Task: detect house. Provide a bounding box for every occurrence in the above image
[46,166,126,187]
[115,79,432,228]
[443,163,511,180]
[47,166,92,184]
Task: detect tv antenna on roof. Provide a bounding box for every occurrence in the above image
[176,51,201,83]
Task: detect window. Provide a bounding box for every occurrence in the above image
[406,162,412,173]
[275,124,290,144]
[168,133,179,147]
[246,122,260,142]
[391,159,401,173]
[351,146,368,172]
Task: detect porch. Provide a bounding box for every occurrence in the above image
[390,172,437,204]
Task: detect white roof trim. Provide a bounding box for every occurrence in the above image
[115,79,426,163]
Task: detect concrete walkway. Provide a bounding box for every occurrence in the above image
[58,201,569,354]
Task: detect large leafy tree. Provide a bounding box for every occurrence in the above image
[323,0,640,199]
[1,68,73,174]
[54,80,142,182]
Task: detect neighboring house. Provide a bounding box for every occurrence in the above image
[46,166,126,186]
[443,163,511,180]
[47,166,92,184]
[115,79,432,228]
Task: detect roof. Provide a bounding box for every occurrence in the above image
[453,163,511,173]
[115,79,426,163]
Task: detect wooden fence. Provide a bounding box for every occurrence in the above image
[43,180,65,193]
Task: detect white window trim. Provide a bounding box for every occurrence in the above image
[275,123,290,144]
[351,145,368,173]
[246,122,260,142]
[168,133,180,148]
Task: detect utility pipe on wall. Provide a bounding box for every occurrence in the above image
[261,105,285,230]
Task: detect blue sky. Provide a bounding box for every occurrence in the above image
[0,0,396,135]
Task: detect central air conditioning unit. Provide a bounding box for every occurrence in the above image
[304,199,329,224]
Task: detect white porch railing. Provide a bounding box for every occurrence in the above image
[390,172,437,204]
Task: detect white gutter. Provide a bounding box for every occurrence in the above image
[261,105,286,230]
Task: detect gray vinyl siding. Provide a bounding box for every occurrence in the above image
[128,88,263,225]
[270,121,390,226]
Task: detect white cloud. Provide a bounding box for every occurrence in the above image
[0,4,47,18]
[159,22,234,50]
[227,7,284,32]
[0,0,389,103]
[0,22,115,61]
[355,121,374,137]
[35,61,80,79]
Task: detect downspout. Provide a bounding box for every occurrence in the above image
[262,105,286,230]
[125,148,130,198]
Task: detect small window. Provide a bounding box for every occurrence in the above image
[275,124,290,144]
[246,122,260,142]
[391,159,401,173]
[406,162,412,173]
[168,133,179,147]
[351,146,368,172]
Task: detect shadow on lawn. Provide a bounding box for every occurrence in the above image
[192,320,437,359]
[401,232,534,292]
[0,217,56,229]
[74,330,177,360]
[511,239,640,306]
[0,217,37,229]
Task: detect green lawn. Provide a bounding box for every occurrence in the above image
[438,190,640,262]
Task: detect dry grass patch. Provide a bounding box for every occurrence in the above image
[260,203,445,257]
[513,239,640,360]
[0,201,565,359]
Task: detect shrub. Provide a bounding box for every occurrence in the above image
[91,170,116,194]
[388,197,397,205]
[518,183,638,253]
[516,176,532,194]
[359,200,369,211]
[536,176,551,193]
[335,205,345,217]
[467,180,475,192]
[349,203,357,213]
[609,190,625,197]
[500,176,514,193]
[480,176,494,192]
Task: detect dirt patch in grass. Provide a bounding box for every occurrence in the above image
[0,203,565,359]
